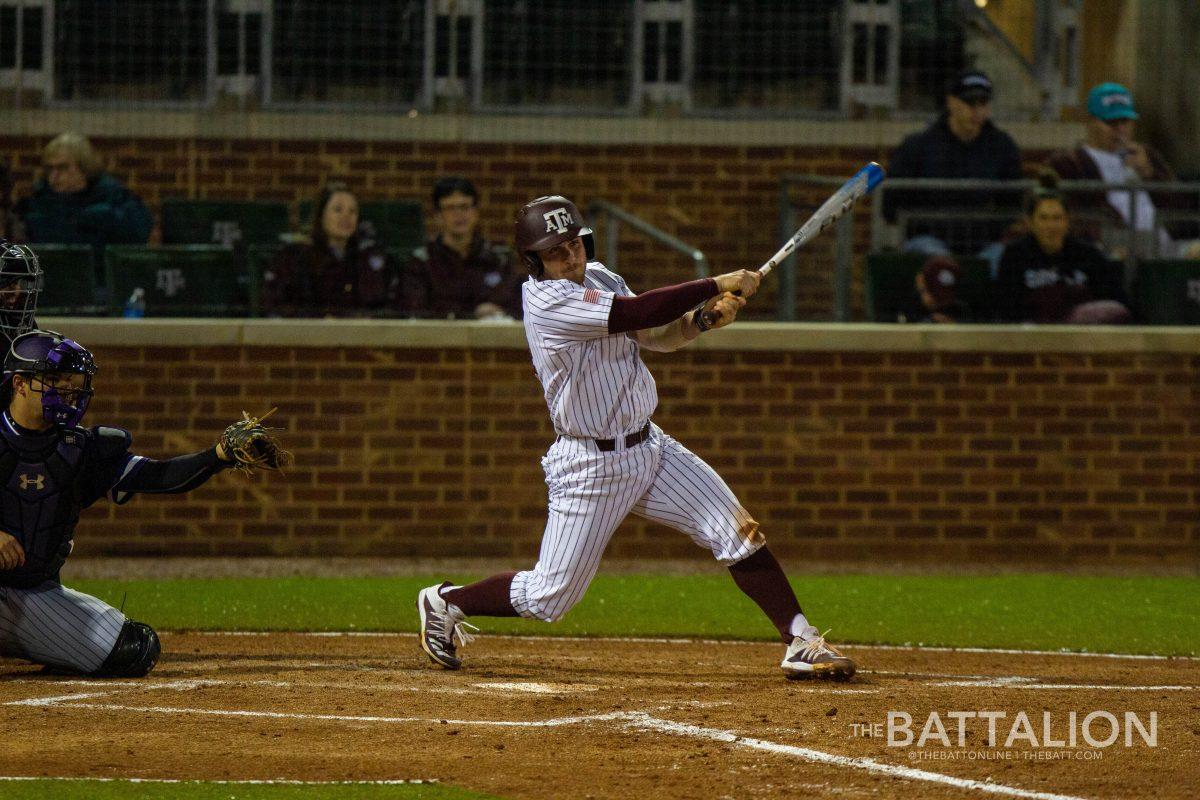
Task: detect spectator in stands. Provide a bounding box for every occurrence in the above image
[261,182,401,318]
[16,133,152,248]
[404,176,521,320]
[996,173,1131,324]
[885,70,1023,266]
[1047,82,1187,257]
[896,255,974,324]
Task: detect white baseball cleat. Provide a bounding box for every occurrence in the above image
[781,629,856,681]
[417,581,477,670]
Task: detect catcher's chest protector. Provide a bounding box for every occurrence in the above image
[0,424,89,587]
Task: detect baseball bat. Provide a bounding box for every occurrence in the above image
[701,161,886,326]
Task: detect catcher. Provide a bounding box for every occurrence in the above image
[0,329,289,677]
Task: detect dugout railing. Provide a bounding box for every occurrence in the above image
[587,200,711,281]
[777,175,1200,322]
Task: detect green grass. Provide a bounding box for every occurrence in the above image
[0,780,497,800]
[68,573,1200,656]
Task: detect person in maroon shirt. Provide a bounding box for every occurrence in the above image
[261,182,401,318]
[404,177,522,320]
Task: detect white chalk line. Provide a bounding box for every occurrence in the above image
[929,679,1198,691]
[624,713,1088,800]
[2,677,594,703]
[7,693,1089,800]
[7,669,1185,702]
[862,670,1199,692]
[196,630,1199,661]
[0,777,436,785]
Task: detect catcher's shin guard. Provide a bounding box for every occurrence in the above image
[93,620,161,678]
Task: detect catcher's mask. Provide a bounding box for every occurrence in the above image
[4,329,96,427]
[0,241,42,343]
[513,196,595,279]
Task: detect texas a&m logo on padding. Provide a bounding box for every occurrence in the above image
[543,208,575,234]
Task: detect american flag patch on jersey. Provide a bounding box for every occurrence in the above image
[582,288,600,304]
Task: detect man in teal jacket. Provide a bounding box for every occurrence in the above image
[17,133,153,248]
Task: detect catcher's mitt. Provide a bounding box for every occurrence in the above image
[220,408,293,475]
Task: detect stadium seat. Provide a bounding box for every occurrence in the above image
[297,199,425,254]
[1132,259,1200,325]
[160,200,290,248]
[246,243,284,317]
[32,244,103,315]
[865,252,993,322]
[105,245,249,317]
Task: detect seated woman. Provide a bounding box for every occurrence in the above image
[996,173,1132,324]
[261,182,401,317]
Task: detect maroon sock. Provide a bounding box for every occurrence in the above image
[442,572,520,617]
[728,547,803,642]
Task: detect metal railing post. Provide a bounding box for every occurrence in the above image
[605,217,621,273]
[777,187,797,321]
[834,212,854,322]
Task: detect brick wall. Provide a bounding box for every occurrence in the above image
[3,135,1049,320]
[73,336,1199,566]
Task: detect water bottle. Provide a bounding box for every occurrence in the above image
[123,287,146,318]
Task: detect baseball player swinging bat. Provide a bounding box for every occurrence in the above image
[702,161,886,326]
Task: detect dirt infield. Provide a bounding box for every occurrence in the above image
[1,633,1197,799]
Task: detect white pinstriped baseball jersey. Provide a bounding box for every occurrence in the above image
[513,263,763,623]
[522,263,657,439]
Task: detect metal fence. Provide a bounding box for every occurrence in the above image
[0,0,1077,119]
[777,175,1200,321]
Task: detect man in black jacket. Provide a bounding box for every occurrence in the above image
[885,70,1023,262]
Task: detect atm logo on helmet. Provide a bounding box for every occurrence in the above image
[543,208,575,235]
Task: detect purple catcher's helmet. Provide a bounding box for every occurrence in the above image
[4,329,96,426]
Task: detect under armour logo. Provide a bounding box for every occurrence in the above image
[543,208,574,235]
[19,473,45,491]
[156,268,187,297]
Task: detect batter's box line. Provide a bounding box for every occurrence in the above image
[18,699,1088,800]
[199,630,1200,662]
[3,679,214,708]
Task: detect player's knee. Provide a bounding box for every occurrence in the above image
[92,620,160,678]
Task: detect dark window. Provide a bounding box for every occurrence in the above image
[55,0,209,102]
[1,7,15,70]
[217,11,240,76]
[694,0,839,113]
[897,0,965,111]
[481,1,633,109]
[23,6,43,70]
[271,0,424,106]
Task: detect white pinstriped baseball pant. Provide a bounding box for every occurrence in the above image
[0,581,125,673]
[511,423,763,622]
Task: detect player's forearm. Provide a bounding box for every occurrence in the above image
[607,279,718,334]
[637,312,701,352]
[115,448,231,495]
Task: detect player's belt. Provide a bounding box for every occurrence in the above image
[593,422,652,452]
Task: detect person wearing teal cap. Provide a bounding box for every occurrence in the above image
[1047,82,1183,254]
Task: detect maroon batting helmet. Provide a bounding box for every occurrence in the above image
[513,195,595,278]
